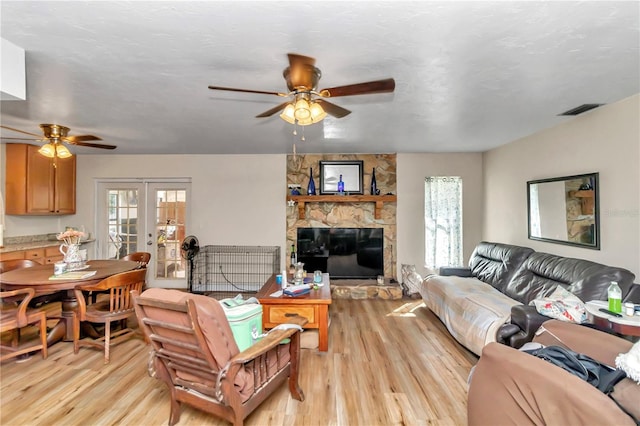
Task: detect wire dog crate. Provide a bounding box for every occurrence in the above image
[188,245,280,294]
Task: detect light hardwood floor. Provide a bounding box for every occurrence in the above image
[0,298,477,425]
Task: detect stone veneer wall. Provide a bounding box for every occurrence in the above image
[286,153,397,279]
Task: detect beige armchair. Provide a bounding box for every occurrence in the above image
[132,288,307,426]
[468,320,639,425]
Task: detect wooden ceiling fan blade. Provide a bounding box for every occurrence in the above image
[319,78,396,98]
[208,85,287,97]
[0,137,40,142]
[0,125,42,138]
[256,101,291,118]
[65,140,117,149]
[64,135,102,143]
[315,99,351,118]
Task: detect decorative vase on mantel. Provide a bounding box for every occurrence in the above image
[307,167,316,195]
[371,167,380,195]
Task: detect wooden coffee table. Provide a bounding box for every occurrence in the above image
[257,273,332,351]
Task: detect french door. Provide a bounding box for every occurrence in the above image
[96,179,191,288]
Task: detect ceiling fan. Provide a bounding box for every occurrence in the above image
[208,53,395,125]
[0,123,116,158]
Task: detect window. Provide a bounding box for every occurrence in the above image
[424,176,463,267]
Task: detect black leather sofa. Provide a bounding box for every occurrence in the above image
[420,241,637,355]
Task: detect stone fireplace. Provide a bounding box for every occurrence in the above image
[286,154,397,279]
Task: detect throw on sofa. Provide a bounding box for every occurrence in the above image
[419,241,636,356]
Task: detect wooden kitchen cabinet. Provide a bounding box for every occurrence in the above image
[4,143,76,215]
[0,248,45,264]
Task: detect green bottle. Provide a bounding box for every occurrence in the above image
[608,281,622,313]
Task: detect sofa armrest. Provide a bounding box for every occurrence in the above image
[496,323,521,345]
[507,305,550,348]
[468,343,636,426]
[439,266,472,277]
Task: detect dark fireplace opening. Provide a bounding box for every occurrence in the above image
[296,228,383,279]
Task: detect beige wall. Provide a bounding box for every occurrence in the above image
[396,153,484,278]
[483,94,640,276]
[3,94,636,280]
[73,154,288,257]
[2,150,485,281]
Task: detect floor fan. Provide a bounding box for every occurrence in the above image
[180,235,200,292]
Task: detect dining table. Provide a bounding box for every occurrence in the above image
[0,259,141,345]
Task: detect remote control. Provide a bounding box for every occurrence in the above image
[598,308,623,318]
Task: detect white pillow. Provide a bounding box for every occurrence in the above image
[616,341,640,384]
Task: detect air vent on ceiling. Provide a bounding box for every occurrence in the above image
[558,104,604,116]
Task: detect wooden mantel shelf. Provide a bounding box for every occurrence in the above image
[286,194,397,219]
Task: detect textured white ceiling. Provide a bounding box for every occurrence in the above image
[0,1,638,155]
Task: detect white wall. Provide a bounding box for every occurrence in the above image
[396,153,484,278]
[483,94,640,277]
[74,154,288,258]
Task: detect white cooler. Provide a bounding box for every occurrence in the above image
[220,297,263,351]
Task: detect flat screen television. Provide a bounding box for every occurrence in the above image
[296,227,383,279]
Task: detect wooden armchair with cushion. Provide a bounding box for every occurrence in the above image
[73,268,146,363]
[0,288,48,362]
[132,288,307,426]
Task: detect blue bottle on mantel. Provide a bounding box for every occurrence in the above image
[307,167,316,195]
[337,175,345,193]
[371,167,379,195]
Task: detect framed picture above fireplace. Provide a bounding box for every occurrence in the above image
[319,160,363,194]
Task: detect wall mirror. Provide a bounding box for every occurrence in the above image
[527,172,599,249]
[319,160,363,194]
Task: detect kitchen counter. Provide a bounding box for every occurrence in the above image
[1,235,94,254]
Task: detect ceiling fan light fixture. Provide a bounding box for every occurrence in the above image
[309,102,327,122]
[38,142,56,158]
[294,98,311,121]
[295,102,327,126]
[280,104,296,124]
[56,144,72,158]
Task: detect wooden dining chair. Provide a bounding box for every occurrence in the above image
[0,288,48,362]
[1,259,63,311]
[0,258,58,352]
[121,252,151,268]
[73,268,146,363]
[133,288,307,426]
[89,252,150,305]
[0,259,39,274]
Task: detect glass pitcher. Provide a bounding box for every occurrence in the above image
[293,262,305,285]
